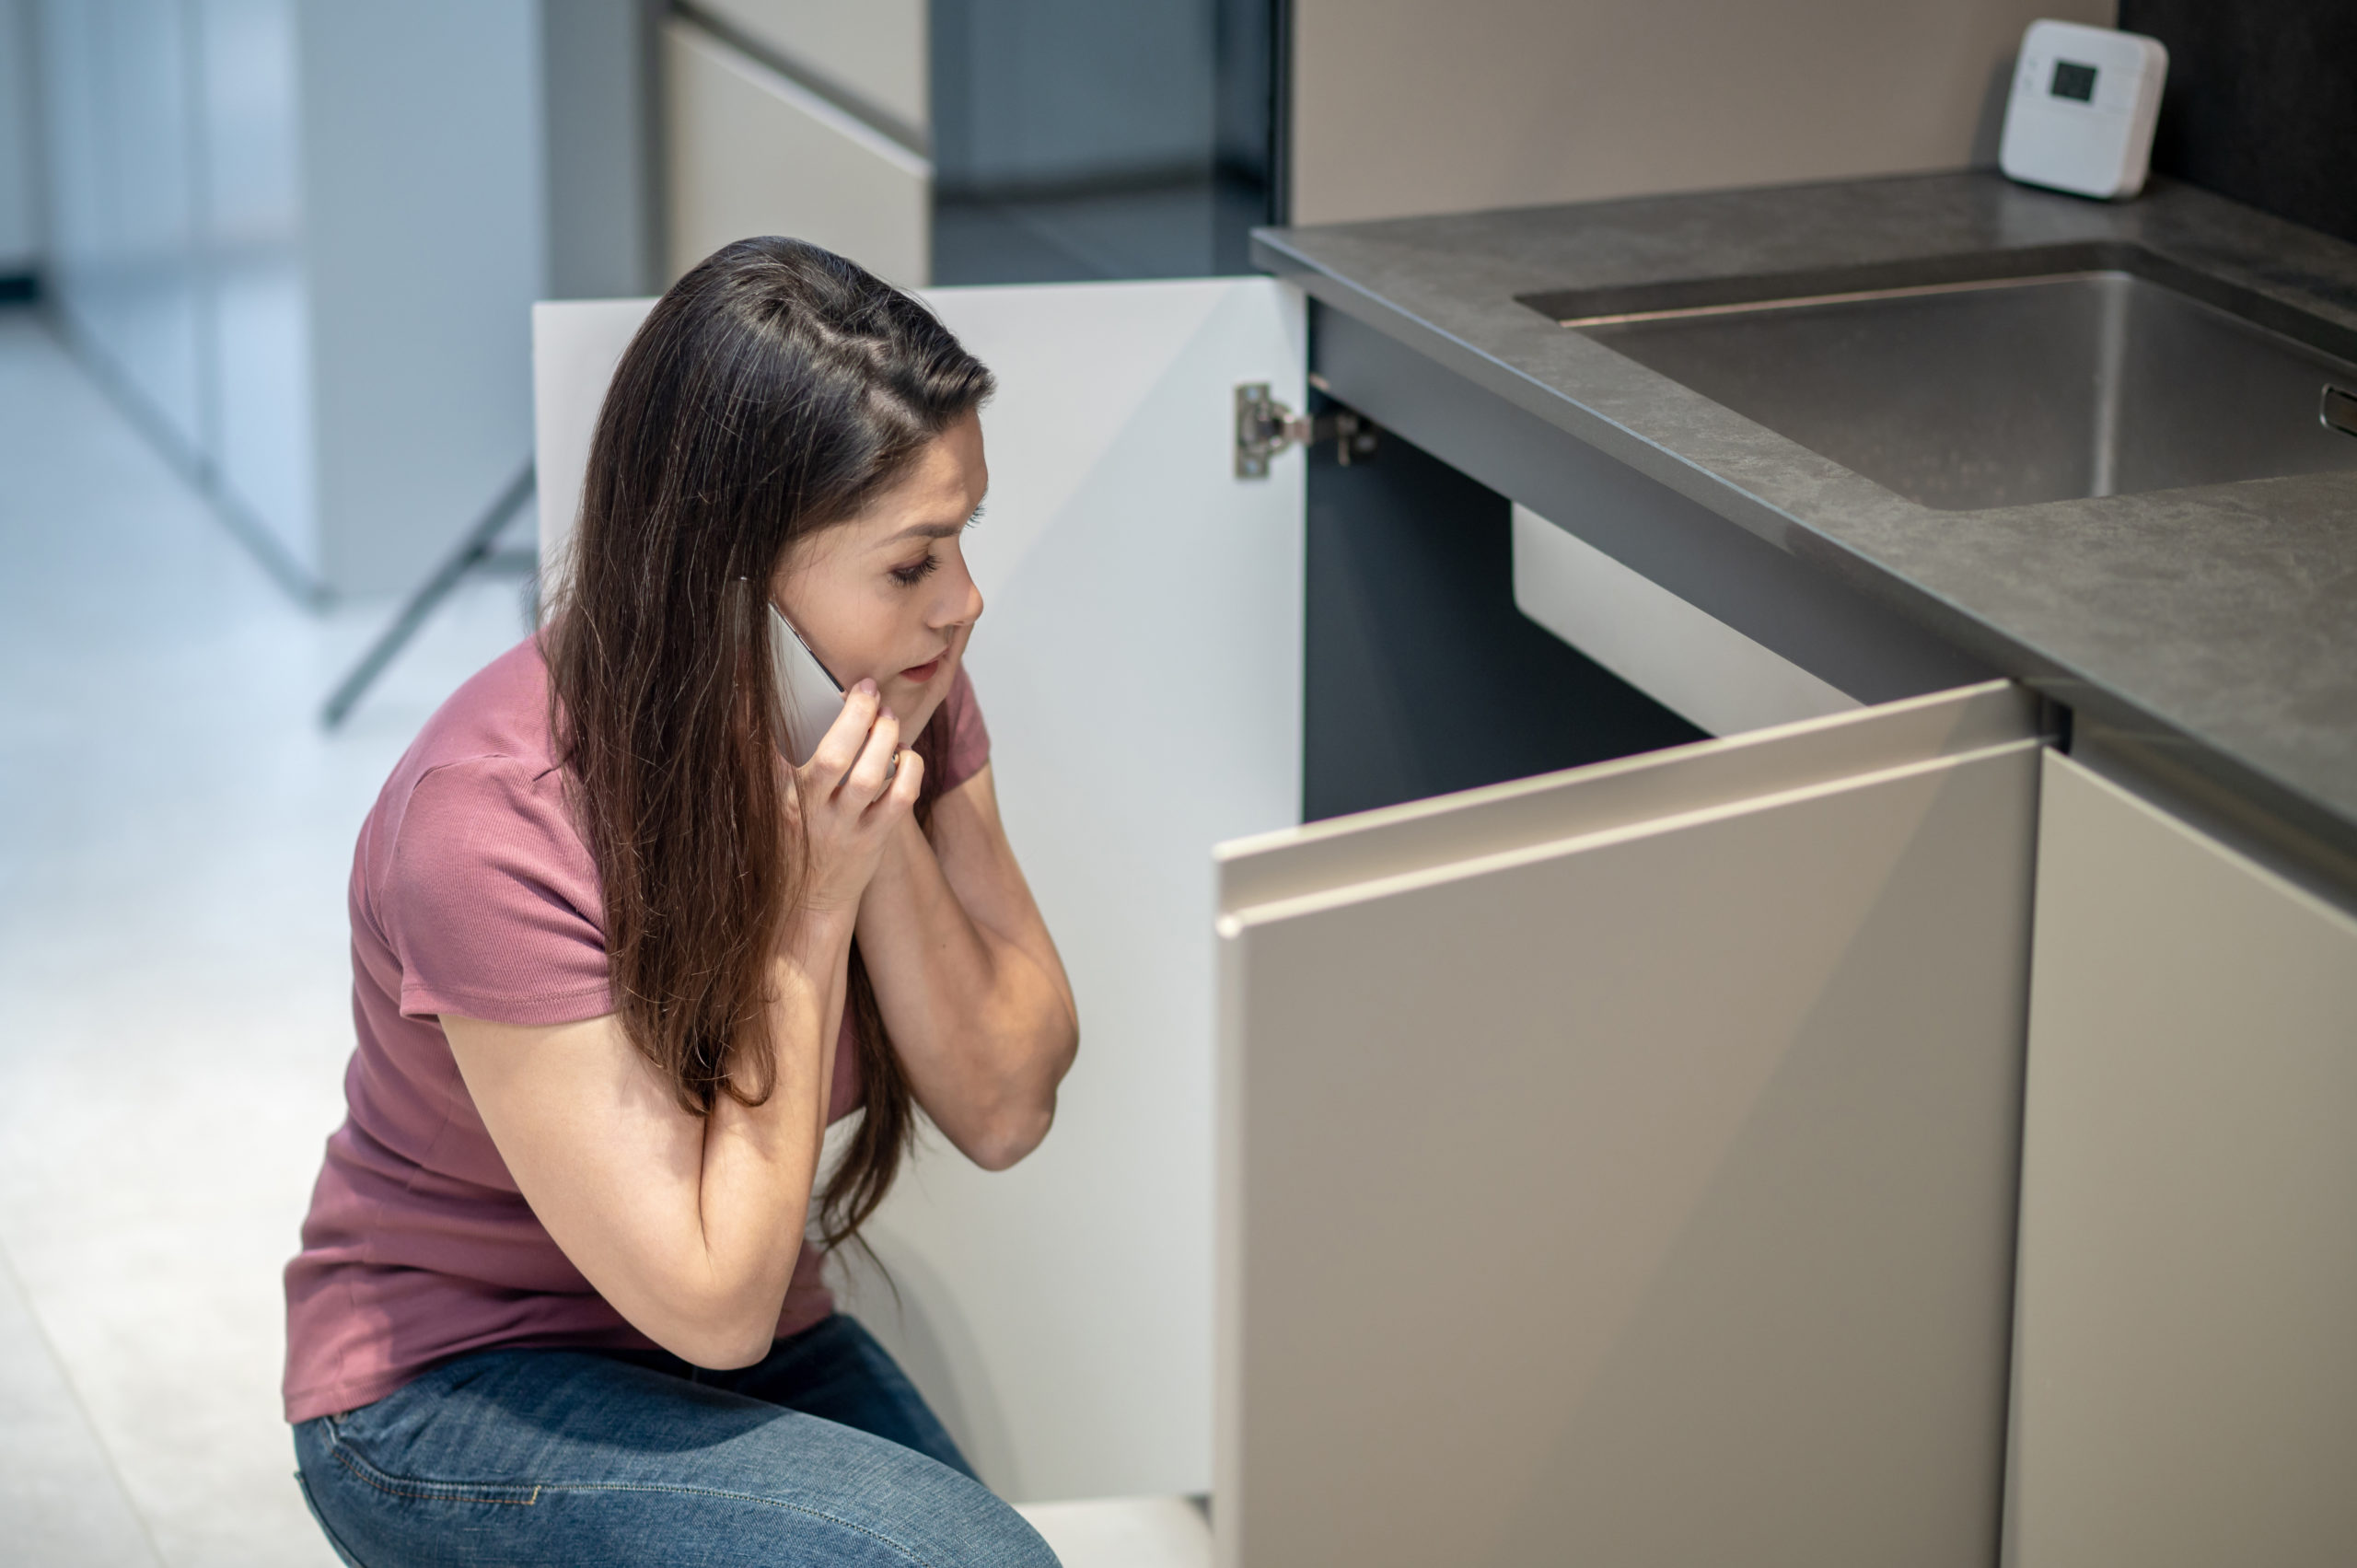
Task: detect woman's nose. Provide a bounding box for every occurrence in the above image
[933,563,983,630]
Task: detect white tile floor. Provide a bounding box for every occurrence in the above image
[0,309,532,1567]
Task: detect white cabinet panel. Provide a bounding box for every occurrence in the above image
[1216,682,2042,1568]
[535,277,1307,1502]
[529,297,650,572]
[2007,752,2357,1568]
[663,18,931,287]
[692,0,927,136]
[1513,502,1860,736]
[847,278,1304,1502]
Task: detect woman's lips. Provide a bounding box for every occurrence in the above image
[899,653,946,683]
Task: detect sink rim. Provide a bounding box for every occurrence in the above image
[1522,249,2357,513]
[1517,240,2357,368]
[1556,267,2170,330]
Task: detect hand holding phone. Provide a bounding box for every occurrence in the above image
[786,671,924,918]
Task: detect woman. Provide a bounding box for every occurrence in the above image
[284,238,1077,1567]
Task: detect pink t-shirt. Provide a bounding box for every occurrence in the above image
[282,637,990,1423]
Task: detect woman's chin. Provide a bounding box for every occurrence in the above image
[885,668,951,731]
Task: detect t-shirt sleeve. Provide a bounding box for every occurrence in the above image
[925,665,993,796]
[380,756,614,1026]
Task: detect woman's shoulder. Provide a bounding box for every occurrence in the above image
[357,638,590,920]
[404,636,563,778]
[354,638,610,1023]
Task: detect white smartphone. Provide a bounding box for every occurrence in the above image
[767,602,845,766]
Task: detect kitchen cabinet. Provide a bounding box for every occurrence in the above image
[2004,749,2357,1568]
[537,273,2356,1562]
[1215,678,2043,1567]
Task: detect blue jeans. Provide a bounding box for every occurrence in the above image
[293,1314,1057,1567]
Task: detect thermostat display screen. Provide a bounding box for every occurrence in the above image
[2001,19,2165,198]
[2050,60,2098,101]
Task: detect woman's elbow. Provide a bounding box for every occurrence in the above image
[950,1007,1074,1170]
[966,1094,1057,1172]
[653,1313,776,1371]
[635,1283,784,1370]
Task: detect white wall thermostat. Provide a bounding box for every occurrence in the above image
[1999,19,2168,201]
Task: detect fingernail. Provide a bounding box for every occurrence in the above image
[855,678,878,697]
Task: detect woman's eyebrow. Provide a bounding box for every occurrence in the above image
[882,495,987,544]
[884,519,970,544]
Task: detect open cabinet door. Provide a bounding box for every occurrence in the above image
[535,278,1306,1502]
[1215,681,2045,1568]
[850,279,1304,1501]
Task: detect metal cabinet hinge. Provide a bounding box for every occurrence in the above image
[1234,383,1381,477]
[2324,384,2357,441]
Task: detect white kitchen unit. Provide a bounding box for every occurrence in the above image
[538,273,2355,1564]
[2004,749,2357,1568]
[663,7,931,287]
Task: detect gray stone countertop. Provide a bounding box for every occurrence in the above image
[1251,170,2357,860]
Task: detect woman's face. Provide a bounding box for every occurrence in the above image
[773,411,989,737]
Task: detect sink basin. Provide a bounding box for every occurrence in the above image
[1524,246,2357,511]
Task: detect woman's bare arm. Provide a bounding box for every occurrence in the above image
[853,762,1078,1169]
[441,908,850,1369]
[441,681,918,1368]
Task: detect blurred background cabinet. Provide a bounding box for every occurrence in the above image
[659,0,1277,289]
[662,1,931,286]
[23,0,549,599]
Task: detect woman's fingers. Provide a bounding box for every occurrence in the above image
[886,746,924,811]
[789,678,915,923]
[842,703,902,806]
[807,679,882,786]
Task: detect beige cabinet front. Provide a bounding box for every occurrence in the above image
[1216,681,2045,1568]
[2006,750,2357,1568]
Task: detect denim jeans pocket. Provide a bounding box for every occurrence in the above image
[325,1426,545,1508]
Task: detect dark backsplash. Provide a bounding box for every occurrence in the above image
[2119,2,2357,246]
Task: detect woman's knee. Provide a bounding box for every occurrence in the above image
[770,1427,1057,1568]
[867,1470,1060,1568]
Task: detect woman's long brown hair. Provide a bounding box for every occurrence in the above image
[544,238,994,1249]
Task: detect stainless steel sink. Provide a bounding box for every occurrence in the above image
[1526,248,2357,511]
